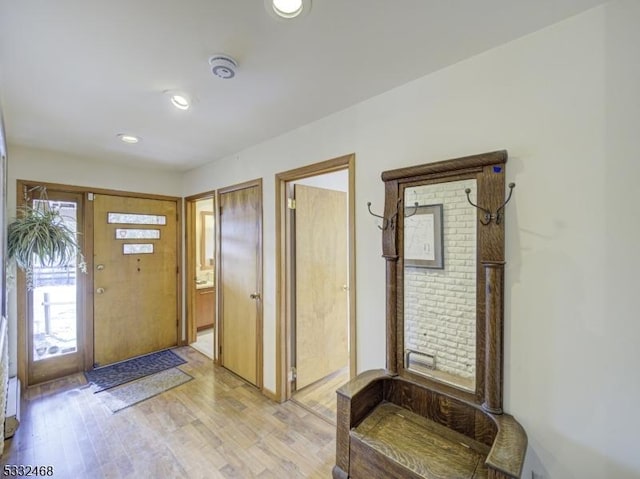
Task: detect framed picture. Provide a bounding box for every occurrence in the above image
[404,203,444,269]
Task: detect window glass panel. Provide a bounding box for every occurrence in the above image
[108,212,166,225]
[123,244,154,254]
[115,228,160,240]
[32,200,78,361]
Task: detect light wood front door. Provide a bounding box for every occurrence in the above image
[93,195,178,366]
[294,184,348,390]
[219,182,262,386]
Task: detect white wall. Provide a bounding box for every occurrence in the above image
[5,145,182,376]
[182,2,640,477]
[6,145,182,200]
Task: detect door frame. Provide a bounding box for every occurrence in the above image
[275,153,356,402]
[185,191,217,353]
[16,180,183,386]
[217,178,263,389]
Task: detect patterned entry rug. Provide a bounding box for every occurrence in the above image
[97,368,193,413]
[85,349,187,392]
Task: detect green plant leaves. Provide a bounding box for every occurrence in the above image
[7,204,86,289]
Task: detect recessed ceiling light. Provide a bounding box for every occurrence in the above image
[170,94,190,110]
[267,0,311,19]
[165,91,191,110]
[117,133,140,144]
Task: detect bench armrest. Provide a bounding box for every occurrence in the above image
[486,413,528,478]
[336,369,390,401]
[334,369,392,475]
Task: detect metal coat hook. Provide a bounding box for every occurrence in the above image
[367,199,419,230]
[465,182,516,225]
[405,202,419,218]
[367,199,398,230]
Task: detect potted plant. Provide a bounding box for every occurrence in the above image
[7,189,86,289]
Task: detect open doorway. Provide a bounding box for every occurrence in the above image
[276,154,356,423]
[186,194,216,359]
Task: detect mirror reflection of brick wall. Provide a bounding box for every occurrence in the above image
[404,178,477,381]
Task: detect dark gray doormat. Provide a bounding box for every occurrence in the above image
[84,349,186,392]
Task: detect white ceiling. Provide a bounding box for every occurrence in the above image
[0,0,607,171]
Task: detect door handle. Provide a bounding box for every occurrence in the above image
[96,264,105,271]
[96,287,105,294]
[250,292,261,300]
[342,284,349,291]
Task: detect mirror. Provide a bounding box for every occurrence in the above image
[199,211,214,271]
[403,179,477,392]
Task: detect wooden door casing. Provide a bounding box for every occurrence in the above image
[274,154,356,402]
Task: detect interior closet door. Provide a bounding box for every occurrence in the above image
[294,184,348,390]
[93,194,178,366]
[219,181,262,387]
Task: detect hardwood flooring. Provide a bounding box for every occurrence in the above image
[292,368,349,425]
[1,347,336,478]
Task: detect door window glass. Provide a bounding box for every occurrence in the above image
[115,228,160,239]
[123,243,154,254]
[32,200,78,361]
[107,212,166,225]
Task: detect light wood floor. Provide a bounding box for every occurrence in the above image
[292,367,349,425]
[1,347,336,478]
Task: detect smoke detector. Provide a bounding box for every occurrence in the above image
[209,55,238,79]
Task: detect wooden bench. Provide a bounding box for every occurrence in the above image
[333,370,527,479]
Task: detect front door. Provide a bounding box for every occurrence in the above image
[293,184,349,390]
[219,181,262,386]
[93,194,178,366]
